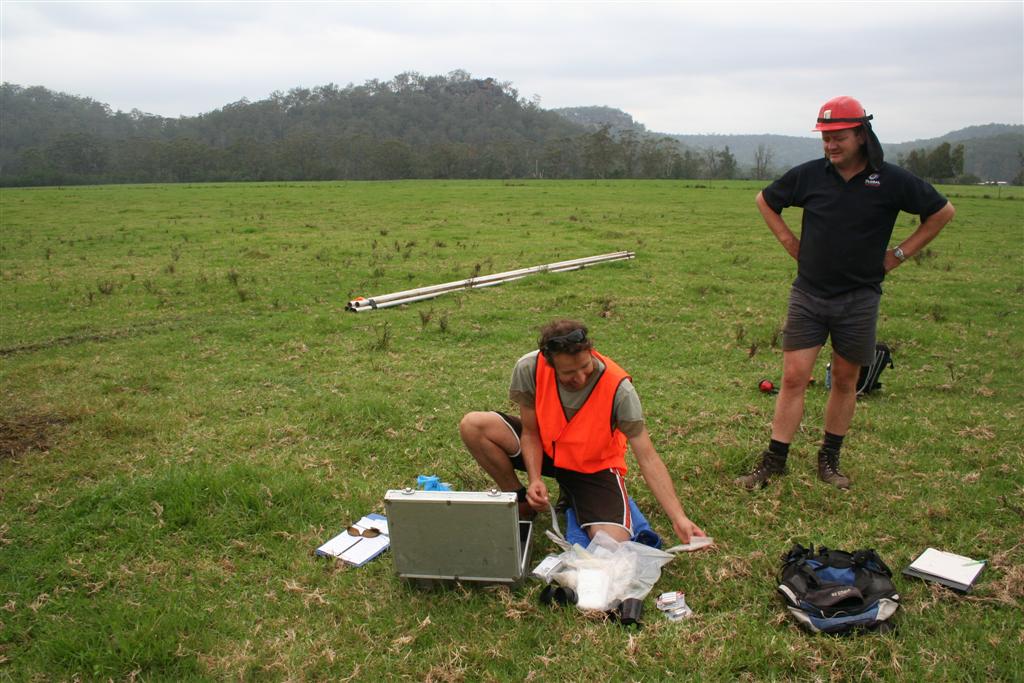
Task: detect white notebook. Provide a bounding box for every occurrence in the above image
[316,514,390,566]
[903,547,985,593]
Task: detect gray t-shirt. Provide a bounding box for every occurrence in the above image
[508,350,645,438]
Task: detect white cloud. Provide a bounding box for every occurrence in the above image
[1,0,1020,140]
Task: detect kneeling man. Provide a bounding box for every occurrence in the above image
[460,319,705,544]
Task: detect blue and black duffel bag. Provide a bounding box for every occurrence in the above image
[778,543,900,635]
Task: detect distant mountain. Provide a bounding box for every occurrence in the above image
[2,76,1020,185]
[894,123,1021,146]
[0,78,738,185]
[676,127,1024,181]
[886,125,1023,182]
[0,75,591,185]
[553,107,1023,181]
[666,133,819,171]
[550,106,648,134]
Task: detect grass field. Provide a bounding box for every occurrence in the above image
[1,179,1022,681]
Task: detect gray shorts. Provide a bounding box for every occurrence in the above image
[782,286,881,366]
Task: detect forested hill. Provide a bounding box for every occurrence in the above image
[887,126,1024,182]
[551,106,648,134]
[0,74,779,186]
[1,73,596,185]
[2,73,1021,186]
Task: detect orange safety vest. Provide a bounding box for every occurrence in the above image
[535,349,630,474]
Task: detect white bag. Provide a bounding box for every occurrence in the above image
[550,531,675,612]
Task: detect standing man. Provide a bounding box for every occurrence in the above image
[460,319,705,544]
[737,96,955,490]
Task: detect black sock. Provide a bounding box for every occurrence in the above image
[822,432,845,453]
[768,439,790,459]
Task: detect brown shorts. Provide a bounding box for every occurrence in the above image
[782,286,881,366]
[494,411,632,533]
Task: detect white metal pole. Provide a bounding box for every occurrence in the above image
[347,251,633,311]
[351,277,526,312]
[348,253,626,313]
[348,251,634,312]
[347,251,631,309]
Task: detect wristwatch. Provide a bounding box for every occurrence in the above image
[893,246,907,262]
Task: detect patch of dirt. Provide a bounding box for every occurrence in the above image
[978,543,1024,607]
[0,317,186,357]
[984,561,1024,606]
[0,413,71,460]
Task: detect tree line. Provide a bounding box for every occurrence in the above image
[1,74,744,186]
[896,142,967,183]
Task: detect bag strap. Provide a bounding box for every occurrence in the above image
[852,548,893,577]
[818,547,857,567]
[780,543,813,570]
[779,559,825,593]
[544,502,571,550]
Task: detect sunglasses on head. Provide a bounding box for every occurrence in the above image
[347,526,382,538]
[544,328,587,353]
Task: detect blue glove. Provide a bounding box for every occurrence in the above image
[416,475,451,491]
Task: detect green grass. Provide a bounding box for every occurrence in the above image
[2,179,1022,681]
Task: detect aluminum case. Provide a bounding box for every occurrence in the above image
[384,489,533,586]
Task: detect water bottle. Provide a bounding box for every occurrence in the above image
[825,363,832,390]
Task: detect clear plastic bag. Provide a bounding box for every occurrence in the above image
[550,531,675,612]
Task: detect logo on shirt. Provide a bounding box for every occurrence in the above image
[865,173,881,187]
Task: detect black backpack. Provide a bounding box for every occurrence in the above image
[778,543,900,635]
[857,343,893,396]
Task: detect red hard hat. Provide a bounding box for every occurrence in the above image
[813,96,870,131]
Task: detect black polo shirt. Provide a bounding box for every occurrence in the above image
[762,159,948,298]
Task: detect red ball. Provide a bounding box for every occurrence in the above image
[759,379,775,393]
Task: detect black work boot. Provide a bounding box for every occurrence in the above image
[735,450,787,490]
[817,448,851,489]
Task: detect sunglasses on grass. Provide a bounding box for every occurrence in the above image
[347,526,382,538]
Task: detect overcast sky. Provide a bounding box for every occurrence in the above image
[2,1,1022,142]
